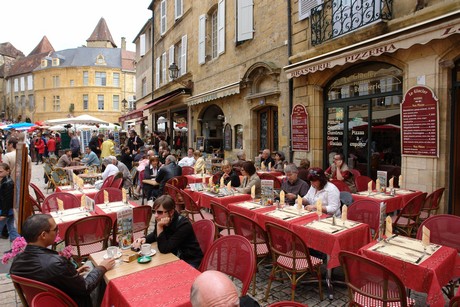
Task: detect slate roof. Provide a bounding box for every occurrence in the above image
[6,37,54,77]
[0,42,24,58]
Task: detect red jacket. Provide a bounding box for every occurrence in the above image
[35,138,45,154]
[47,138,56,152]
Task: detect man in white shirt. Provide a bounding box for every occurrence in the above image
[95,156,119,189]
[178,147,196,167]
[3,136,32,184]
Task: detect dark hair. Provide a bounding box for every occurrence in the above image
[307,167,328,190]
[0,162,10,171]
[299,159,310,169]
[22,214,53,243]
[7,137,18,149]
[242,161,256,176]
[153,195,175,211]
[334,153,345,161]
[149,156,159,164]
[275,151,285,161]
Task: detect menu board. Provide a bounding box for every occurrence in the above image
[401,85,438,157]
[116,208,133,249]
[291,104,309,151]
[223,123,232,151]
[113,129,121,155]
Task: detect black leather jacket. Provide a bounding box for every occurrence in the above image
[155,162,182,193]
[10,245,107,307]
[145,211,203,268]
[0,176,14,216]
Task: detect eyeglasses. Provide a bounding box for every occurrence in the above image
[153,209,169,215]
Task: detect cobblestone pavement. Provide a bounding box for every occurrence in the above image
[0,163,453,306]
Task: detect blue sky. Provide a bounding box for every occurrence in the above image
[1,0,152,55]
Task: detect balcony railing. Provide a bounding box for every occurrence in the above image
[311,0,393,46]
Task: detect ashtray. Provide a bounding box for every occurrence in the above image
[137,256,152,264]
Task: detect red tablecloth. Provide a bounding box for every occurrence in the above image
[55,185,98,202]
[359,241,457,307]
[257,170,284,177]
[255,207,322,231]
[352,189,422,213]
[53,209,97,235]
[101,260,200,307]
[184,174,211,184]
[185,189,252,209]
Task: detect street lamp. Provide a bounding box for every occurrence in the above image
[168,62,193,90]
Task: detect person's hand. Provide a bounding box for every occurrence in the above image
[0,216,6,221]
[305,205,314,212]
[77,265,90,275]
[100,258,116,271]
[286,193,296,201]
[158,216,171,227]
[132,237,146,249]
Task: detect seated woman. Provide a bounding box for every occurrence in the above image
[141,156,160,197]
[302,167,341,217]
[235,161,261,198]
[324,153,357,193]
[273,151,287,171]
[132,195,203,268]
[193,150,205,174]
[219,160,240,187]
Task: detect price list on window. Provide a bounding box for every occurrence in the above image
[401,85,438,157]
[291,104,309,151]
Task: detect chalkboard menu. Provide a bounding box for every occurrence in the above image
[401,85,438,157]
[291,104,309,151]
[223,123,232,151]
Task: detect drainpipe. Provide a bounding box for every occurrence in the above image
[287,0,294,163]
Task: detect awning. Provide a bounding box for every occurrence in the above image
[285,12,460,79]
[187,82,240,106]
[119,88,191,123]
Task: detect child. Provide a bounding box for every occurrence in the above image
[0,163,19,241]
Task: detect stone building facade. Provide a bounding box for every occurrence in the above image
[286,0,460,214]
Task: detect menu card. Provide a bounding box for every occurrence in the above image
[226,181,231,189]
[220,176,225,187]
[422,225,430,247]
[208,176,213,186]
[261,163,266,171]
[85,197,95,212]
[81,194,86,208]
[251,185,256,199]
[315,198,322,216]
[104,190,109,204]
[116,207,133,249]
[297,196,303,210]
[377,171,387,192]
[341,205,348,221]
[280,190,285,205]
[261,180,274,206]
[268,162,272,171]
[57,199,64,211]
[122,188,127,203]
[389,177,394,189]
[202,174,206,184]
[399,175,403,188]
[376,180,381,193]
[368,180,373,193]
[385,216,393,238]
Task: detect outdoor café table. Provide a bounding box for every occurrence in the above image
[100,259,200,307]
[359,236,457,307]
[184,174,211,184]
[51,207,96,235]
[185,189,252,210]
[55,185,99,201]
[94,201,139,224]
[352,188,423,213]
[78,172,102,184]
[63,165,88,174]
[90,242,179,283]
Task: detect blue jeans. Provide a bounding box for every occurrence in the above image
[0,215,20,242]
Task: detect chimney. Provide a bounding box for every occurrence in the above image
[121,37,126,51]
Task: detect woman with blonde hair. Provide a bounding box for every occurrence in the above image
[193,150,205,174]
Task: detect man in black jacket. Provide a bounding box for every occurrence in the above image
[10,214,115,307]
[150,155,182,198]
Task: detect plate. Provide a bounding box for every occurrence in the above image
[103,251,122,260]
[137,256,152,264]
[139,249,156,257]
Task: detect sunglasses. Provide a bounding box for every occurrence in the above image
[153,209,169,215]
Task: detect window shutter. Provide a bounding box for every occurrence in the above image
[161,53,167,85]
[175,0,183,19]
[140,34,146,56]
[298,0,323,21]
[169,45,175,82]
[198,15,206,64]
[155,57,160,89]
[217,0,225,55]
[160,0,167,35]
[180,35,187,76]
[237,0,253,41]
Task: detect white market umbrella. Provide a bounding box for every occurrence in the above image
[45,114,109,126]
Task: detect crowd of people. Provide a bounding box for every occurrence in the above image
[1,126,362,307]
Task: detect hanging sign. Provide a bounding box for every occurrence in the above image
[401,85,438,157]
[223,123,232,151]
[291,104,309,151]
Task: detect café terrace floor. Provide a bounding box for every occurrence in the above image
[0,163,450,306]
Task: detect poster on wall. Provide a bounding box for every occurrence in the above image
[223,124,232,151]
[291,104,309,151]
[401,85,438,157]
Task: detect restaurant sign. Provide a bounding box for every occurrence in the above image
[291,104,309,151]
[401,85,438,157]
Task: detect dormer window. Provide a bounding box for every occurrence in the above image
[96,54,107,65]
[52,58,60,66]
[41,59,48,68]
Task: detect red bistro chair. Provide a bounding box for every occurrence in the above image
[41,192,80,213]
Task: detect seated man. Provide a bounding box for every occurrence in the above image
[260,148,275,169]
[95,156,119,190]
[56,149,72,168]
[280,163,310,206]
[149,155,182,199]
[81,146,100,167]
[10,214,114,306]
[178,147,196,167]
[190,270,260,307]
